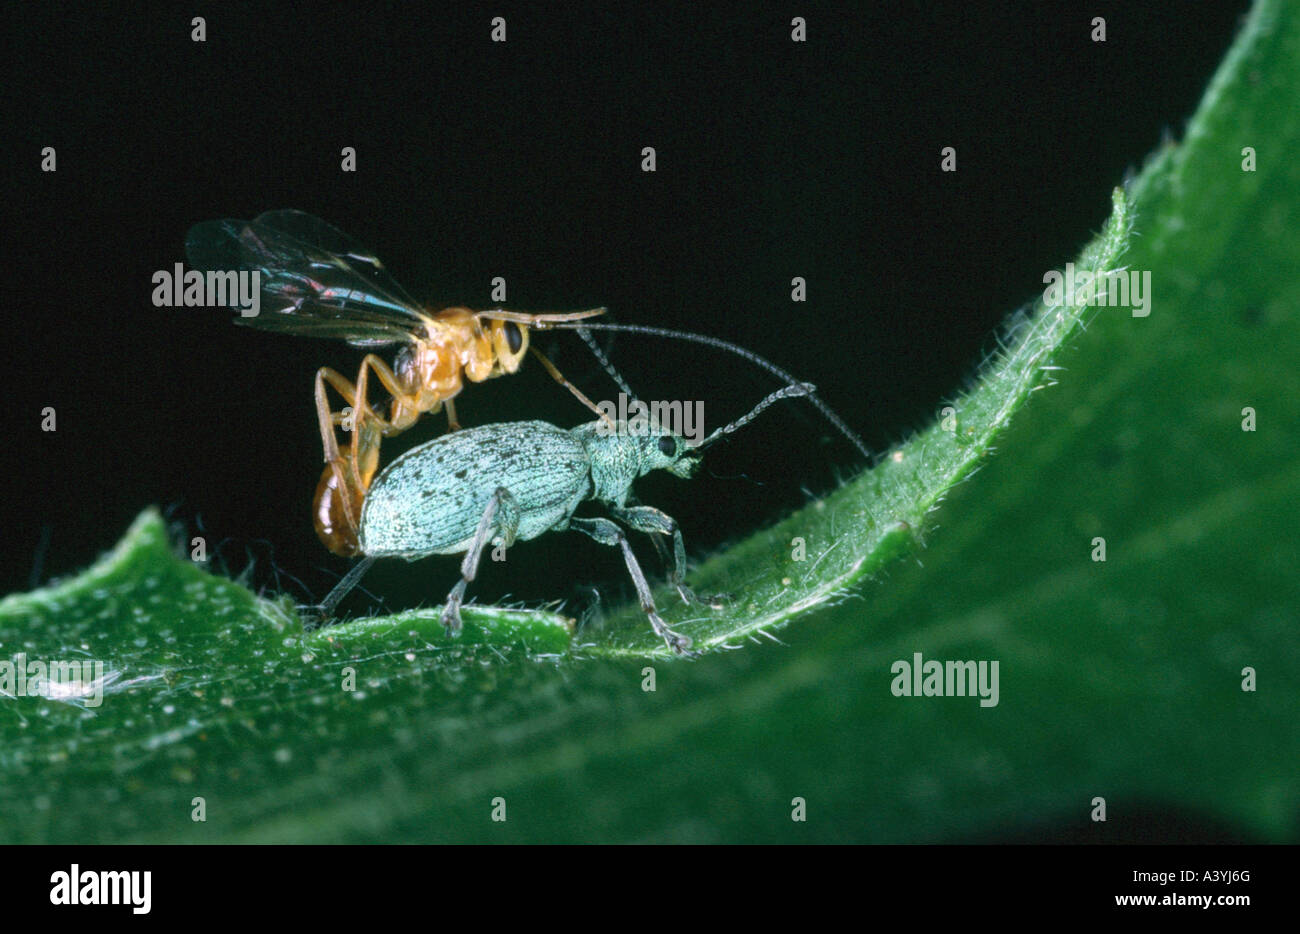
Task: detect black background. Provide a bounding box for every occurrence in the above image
[2,0,1262,846]
[15,844,1284,916]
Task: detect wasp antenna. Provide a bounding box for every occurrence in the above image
[693,382,816,450]
[552,322,871,461]
[480,307,607,324]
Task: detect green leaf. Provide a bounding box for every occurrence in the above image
[587,188,1132,658]
[2,0,1295,842]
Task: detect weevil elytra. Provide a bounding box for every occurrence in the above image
[309,383,814,654]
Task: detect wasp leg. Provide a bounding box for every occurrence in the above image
[444,398,461,432]
[311,368,371,551]
[528,347,611,427]
[327,419,385,551]
[315,370,382,507]
[442,487,520,636]
[311,357,420,556]
[314,366,363,466]
[347,353,424,496]
[315,366,385,475]
[569,517,695,656]
[355,354,423,437]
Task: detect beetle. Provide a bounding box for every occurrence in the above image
[308,383,814,653]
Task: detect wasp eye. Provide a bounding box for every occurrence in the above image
[657,436,676,457]
[503,321,523,354]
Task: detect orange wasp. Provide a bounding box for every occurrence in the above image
[185,210,605,556]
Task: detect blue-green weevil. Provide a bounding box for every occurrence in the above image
[310,383,812,653]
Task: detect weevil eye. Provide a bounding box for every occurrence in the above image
[657,436,676,457]
[503,321,523,354]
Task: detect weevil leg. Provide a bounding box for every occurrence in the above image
[302,555,379,628]
[609,505,730,608]
[442,487,520,636]
[646,525,673,578]
[570,517,695,655]
[622,493,674,578]
[608,505,691,602]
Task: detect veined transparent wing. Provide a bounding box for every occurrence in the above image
[185,210,428,347]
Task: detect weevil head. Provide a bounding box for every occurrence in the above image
[574,419,702,504]
[641,426,702,479]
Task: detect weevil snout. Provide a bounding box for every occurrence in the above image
[667,446,702,478]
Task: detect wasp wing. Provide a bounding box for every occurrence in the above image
[185,210,427,347]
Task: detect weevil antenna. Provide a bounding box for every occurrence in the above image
[693,382,816,450]
[546,321,870,460]
[576,326,638,402]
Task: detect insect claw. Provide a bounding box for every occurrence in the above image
[677,585,730,610]
[296,604,327,630]
[650,614,693,655]
[673,641,701,659]
[440,605,462,636]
